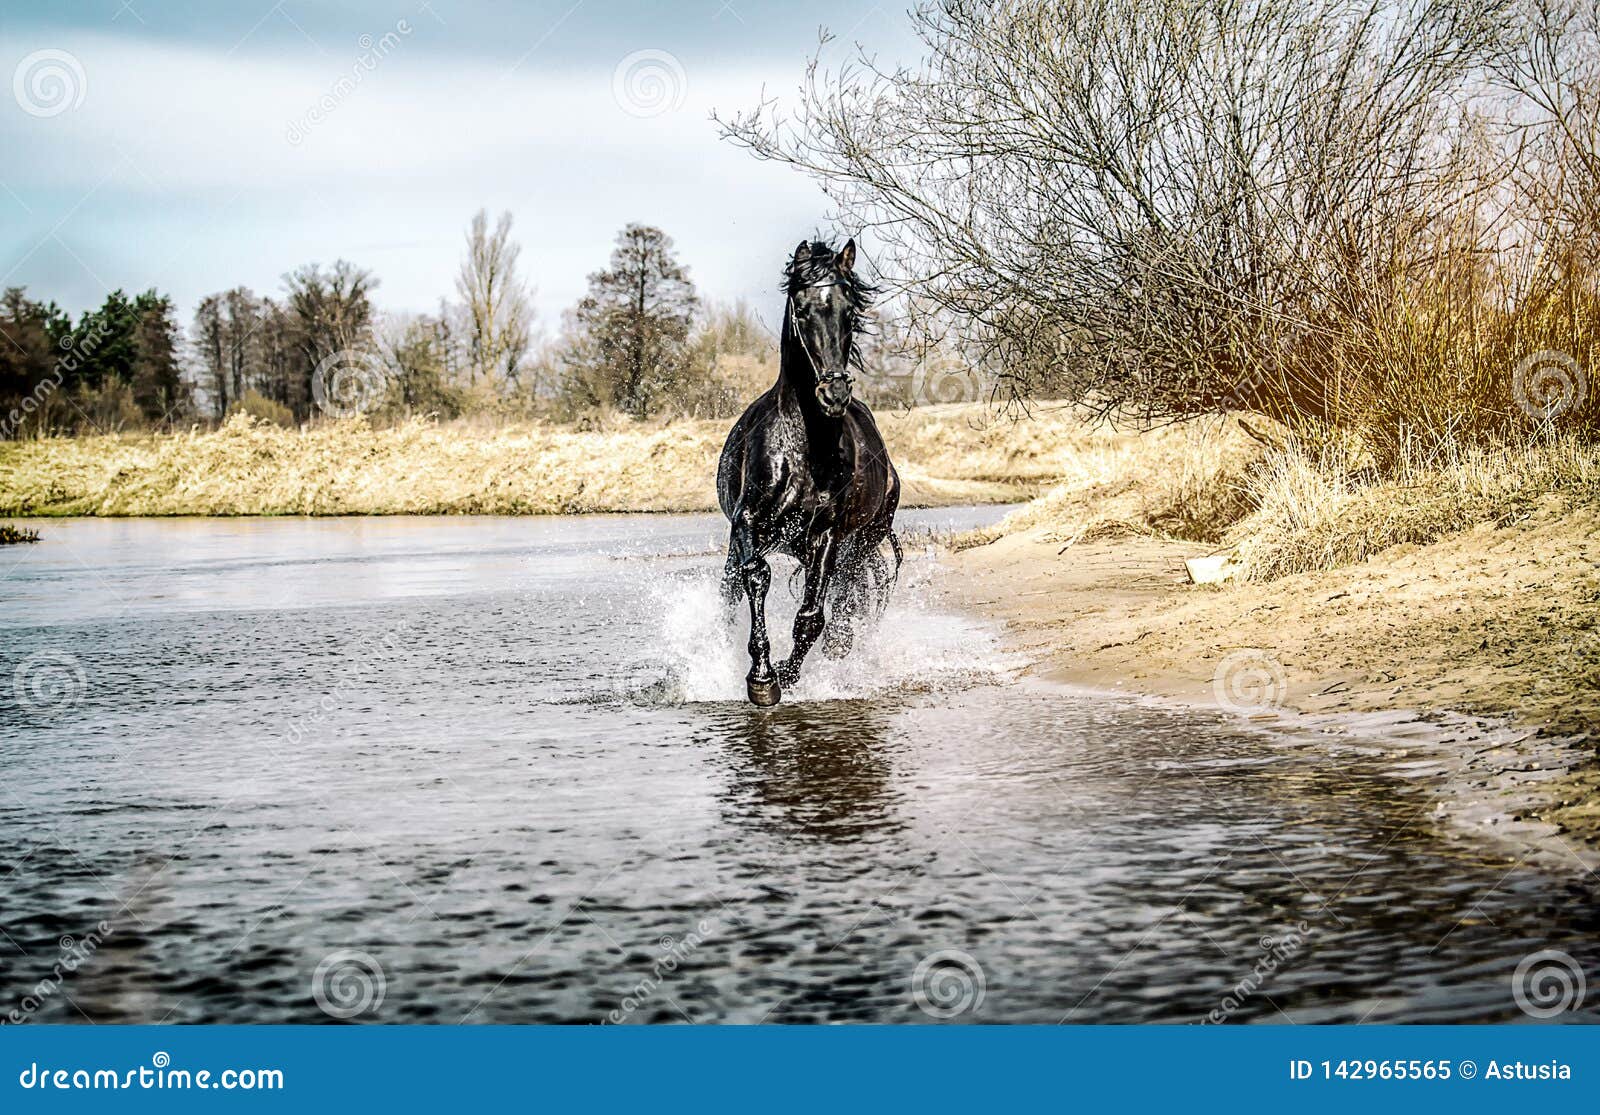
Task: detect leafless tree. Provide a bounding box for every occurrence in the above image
[376,311,463,418]
[283,260,379,417]
[1493,0,1600,257]
[456,209,534,388]
[718,0,1516,428]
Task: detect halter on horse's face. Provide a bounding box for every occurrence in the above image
[787,239,859,418]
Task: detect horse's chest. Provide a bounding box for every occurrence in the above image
[772,484,845,546]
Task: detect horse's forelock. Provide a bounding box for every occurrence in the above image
[782,240,874,314]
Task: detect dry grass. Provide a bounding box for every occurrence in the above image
[0,403,1087,517]
[954,417,1600,746]
[11,399,1594,595]
[1235,437,1600,581]
[957,410,1599,590]
[956,415,1263,549]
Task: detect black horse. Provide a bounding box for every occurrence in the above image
[717,238,901,706]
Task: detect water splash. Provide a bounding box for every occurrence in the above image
[639,553,1023,705]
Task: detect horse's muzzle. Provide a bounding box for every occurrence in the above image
[815,374,852,417]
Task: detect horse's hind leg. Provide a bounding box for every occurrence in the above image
[869,537,897,618]
[719,543,743,609]
[731,512,780,706]
[820,556,865,660]
[776,529,837,689]
[820,579,857,659]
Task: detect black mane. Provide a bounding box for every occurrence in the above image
[782,240,876,322]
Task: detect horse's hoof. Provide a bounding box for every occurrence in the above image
[746,677,782,707]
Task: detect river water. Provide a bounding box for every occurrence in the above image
[1,511,1596,1024]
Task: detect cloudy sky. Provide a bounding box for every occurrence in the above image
[0,0,918,333]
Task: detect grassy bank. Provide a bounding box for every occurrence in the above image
[960,416,1600,586]
[0,403,1086,517]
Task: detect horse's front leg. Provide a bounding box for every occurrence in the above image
[776,528,838,690]
[732,511,780,706]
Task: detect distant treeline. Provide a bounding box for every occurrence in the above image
[1,287,186,438]
[0,215,956,441]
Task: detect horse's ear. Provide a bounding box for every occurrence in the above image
[838,238,856,274]
[793,239,812,263]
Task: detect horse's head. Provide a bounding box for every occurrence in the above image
[784,238,870,418]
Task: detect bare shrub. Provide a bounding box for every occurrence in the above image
[228,389,295,427]
[720,0,1599,458]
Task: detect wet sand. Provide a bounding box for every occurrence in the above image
[948,508,1600,867]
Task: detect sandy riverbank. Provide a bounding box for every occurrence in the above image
[947,506,1600,864]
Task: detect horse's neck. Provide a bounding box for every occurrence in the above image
[776,344,812,406]
[776,309,815,402]
[777,344,833,424]
[774,353,844,471]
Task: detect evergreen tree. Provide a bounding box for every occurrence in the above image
[560,224,697,417]
[0,288,71,437]
[128,291,186,422]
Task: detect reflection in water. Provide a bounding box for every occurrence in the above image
[702,701,905,843]
[2,513,1599,1024]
